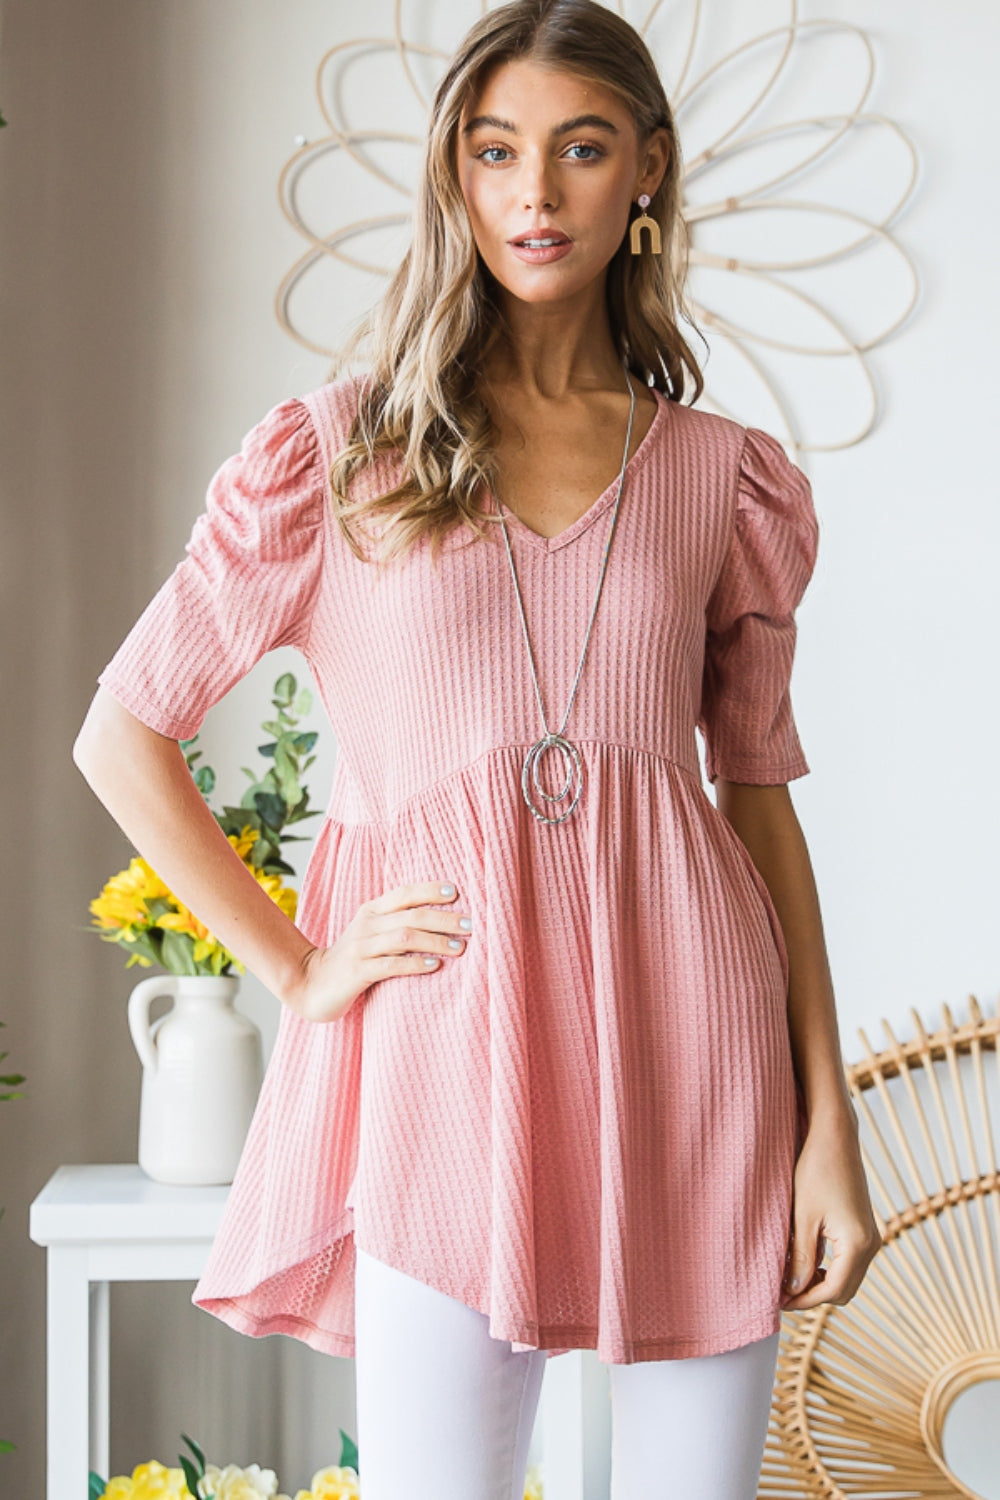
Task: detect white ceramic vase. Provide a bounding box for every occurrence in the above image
[127,971,263,1186]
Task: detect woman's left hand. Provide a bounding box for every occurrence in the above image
[780,1111,884,1311]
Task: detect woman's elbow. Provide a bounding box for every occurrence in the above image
[72,686,172,780]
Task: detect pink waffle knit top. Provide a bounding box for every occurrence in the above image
[96,373,819,1363]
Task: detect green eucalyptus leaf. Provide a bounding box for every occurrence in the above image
[124,932,161,966]
[179,1452,202,1496]
[224,799,260,821]
[286,806,321,825]
[193,766,216,796]
[274,772,296,806]
[180,1431,208,1470]
[339,1428,359,1473]
[160,929,198,976]
[253,791,285,831]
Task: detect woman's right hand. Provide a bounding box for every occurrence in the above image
[285,880,473,1024]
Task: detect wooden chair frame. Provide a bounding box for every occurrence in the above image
[759,994,1000,1498]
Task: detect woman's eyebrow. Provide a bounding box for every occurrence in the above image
[461,112,620,137]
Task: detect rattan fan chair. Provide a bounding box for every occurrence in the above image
[759,993,1000,1499]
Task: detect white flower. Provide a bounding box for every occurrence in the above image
[197,1463,281,1499]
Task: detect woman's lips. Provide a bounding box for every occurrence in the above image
[508,237,574,265]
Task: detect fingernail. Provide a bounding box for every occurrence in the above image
[787,1274,803,1292]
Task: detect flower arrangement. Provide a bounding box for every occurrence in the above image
[89,1431,545,1498]
[89,1430,360,1500]
[85,674,321,976]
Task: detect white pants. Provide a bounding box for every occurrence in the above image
[354,1246,780,1500]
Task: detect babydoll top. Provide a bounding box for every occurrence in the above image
[97,373,819,1363]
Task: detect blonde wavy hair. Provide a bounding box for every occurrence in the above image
[326,0,704,568]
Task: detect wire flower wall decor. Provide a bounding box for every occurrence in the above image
[275,0,919,459]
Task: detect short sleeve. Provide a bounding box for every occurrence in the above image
[698,426,819,785]
[96,396,325,739]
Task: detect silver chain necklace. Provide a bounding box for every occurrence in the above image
[494,357,637,826]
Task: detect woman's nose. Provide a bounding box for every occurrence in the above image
[520,157,558,212]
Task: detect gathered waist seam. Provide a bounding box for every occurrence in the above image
[326,739,704,829]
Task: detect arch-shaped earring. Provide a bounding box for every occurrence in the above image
[630,193,662,256]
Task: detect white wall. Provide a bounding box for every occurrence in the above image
[2,0,997,1494]
[789,0,1000,1039]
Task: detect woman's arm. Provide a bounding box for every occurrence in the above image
[715,777,882,1308]
[715,778,852,1129]
[73,687,317,1010]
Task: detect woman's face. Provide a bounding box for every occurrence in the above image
[456,58,667,308]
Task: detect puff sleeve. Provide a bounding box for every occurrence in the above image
[698,426,819,785]
[96,396,326,740]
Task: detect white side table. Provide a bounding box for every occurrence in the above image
[29,1163,596,1500]
[28,1162,228,1499]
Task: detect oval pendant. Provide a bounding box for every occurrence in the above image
[521,733,584,825]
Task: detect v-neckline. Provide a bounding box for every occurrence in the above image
[488,385,669,554]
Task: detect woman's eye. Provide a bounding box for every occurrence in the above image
[566,142,603,161]
[473,142,605,165]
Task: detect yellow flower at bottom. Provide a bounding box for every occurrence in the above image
[100,1460,189,1498]
[309,1467,360,1500]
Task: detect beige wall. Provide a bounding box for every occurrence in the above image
[3,0,1000,1494]
[0,0,354,1491]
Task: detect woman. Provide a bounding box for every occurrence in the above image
[74,1,881,1496]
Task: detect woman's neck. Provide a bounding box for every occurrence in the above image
[484,282,624,398]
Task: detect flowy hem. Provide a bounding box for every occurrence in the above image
[189,1294,357,1360]
[193,1225,784,1364]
